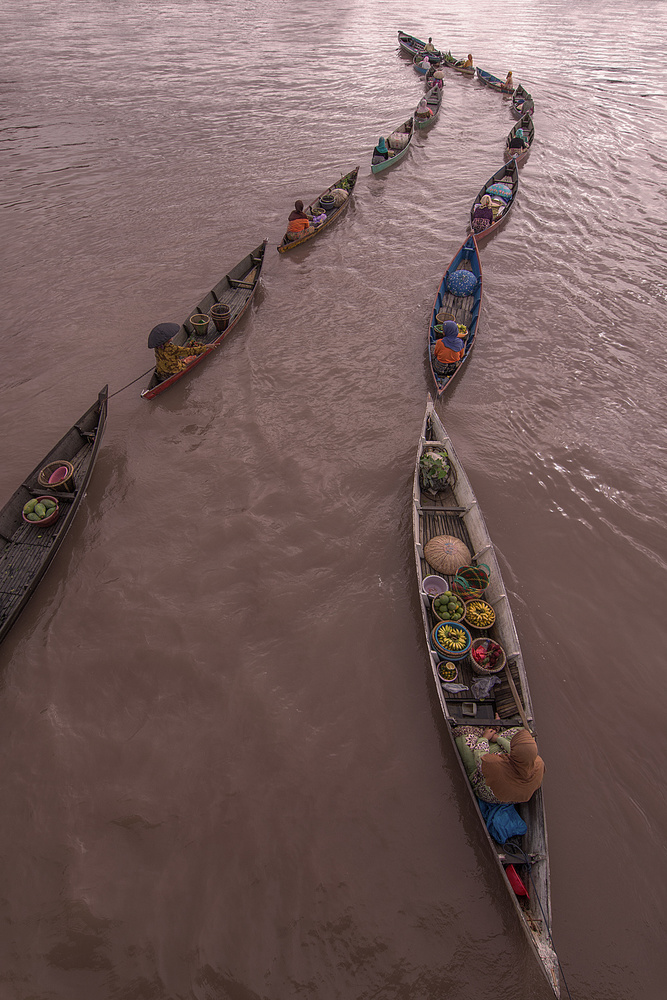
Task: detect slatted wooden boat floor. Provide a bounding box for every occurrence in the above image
[417,485,525,726]
[436,260,475,329]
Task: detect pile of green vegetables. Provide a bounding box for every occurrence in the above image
[23,497,57,522]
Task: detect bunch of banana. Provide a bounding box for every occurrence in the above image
[436,624,467,650]
[465,600,495,628]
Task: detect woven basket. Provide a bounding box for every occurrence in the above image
[470,637,506,675]
[451,563,490,600]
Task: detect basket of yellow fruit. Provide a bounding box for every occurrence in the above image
[431,589,466,622]
[463,599,496,630]
[431,621,472,661]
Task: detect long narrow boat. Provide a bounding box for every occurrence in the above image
[476,67,513,93]
[397,29,441,60]
[504,113,535,166]
[469,159,519,242]
[412,398,560,998]
[428,236,482,397]
[371,119,414,173]
[512,84,535,118]
[142,240,268,399]
[0,387,108,646]
[414,85,443,131]
[277,166,359,253]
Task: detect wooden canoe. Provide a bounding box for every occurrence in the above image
[504,113,535,166]
[428,236,482,397]
[277,167,359,253]
[142,240,268,398]
[412,398,561,998]
[414,85,443,130]
[397,30,441,60]
[512,84,535,118]
[371,118,414,173]
[469,159,519,242]
[476,67,514,93]
[0,386,109,646]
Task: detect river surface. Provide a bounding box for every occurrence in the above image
[1,1,667,998]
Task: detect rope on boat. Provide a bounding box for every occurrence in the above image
[501,841,575,1000]
[108,368,154,399]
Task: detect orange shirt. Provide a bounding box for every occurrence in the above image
[434,340,464,364]
[287,216,310,234]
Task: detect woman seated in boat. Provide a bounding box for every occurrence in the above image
[373,137,390,163]
[415,97,433,121]
[424,37,436,53]
[453,725,545,805]
[471,194,494,233]
[507,128,527,150]
[285,200,314,241]
[431,320,467,375]
[462,53,473,68]
[148,323,209,381]
[419,54,432,71]
[503,69,514,92]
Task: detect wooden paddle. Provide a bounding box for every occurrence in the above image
[504,660,532,732]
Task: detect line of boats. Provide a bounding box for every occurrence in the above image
[1,27,563,997]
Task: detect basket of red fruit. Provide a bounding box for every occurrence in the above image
[470,637,506,675]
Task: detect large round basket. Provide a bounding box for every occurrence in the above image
[431,621,472,662]
[424,535,471,575]
[451,563,490,600]
[470,637,506,675]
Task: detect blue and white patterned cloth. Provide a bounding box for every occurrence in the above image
[447,269,478,296]
[486,182,512,201]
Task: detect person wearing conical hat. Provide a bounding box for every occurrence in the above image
[148,323,208,381]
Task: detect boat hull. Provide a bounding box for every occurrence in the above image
[469,159,519,242]
[412,399,560,998]
[142,240,268,398]
[0,387,108,645]
[504,113,535,166]
[371,119,414,173]
[277,167,359,252]
[428,236,482,397]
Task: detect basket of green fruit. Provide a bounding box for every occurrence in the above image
[431,621,472,661]
[431,590,466,622]
[22,496,59,527]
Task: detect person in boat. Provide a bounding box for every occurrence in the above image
[419,54,431,71]
[415,97,434,120]
[285,200,313,241]
[507,128,527,150]
[148,323,209,381]
[503,69,514,92]
[431,319,467,375]
[424,37,436,53]
[454,726,545,805]
[471,194,494,233]
[462,53,473,68]
[373,137,390,162]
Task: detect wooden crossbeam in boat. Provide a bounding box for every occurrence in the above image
[227,278,255,289]
[418,504,469,513]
